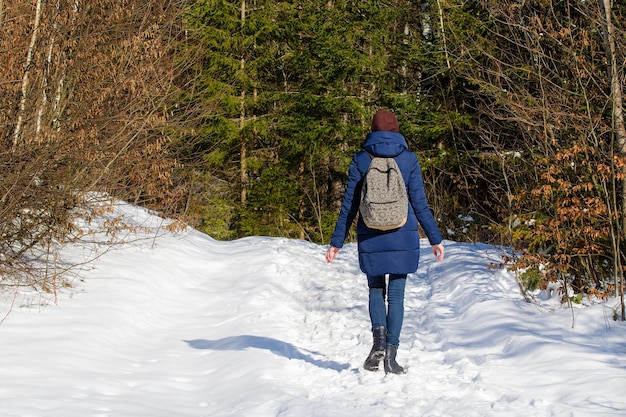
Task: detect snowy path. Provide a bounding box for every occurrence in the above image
[274,240,530,417]
[1,201,625,416]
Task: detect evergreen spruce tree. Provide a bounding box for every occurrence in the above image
[182,0,444,242]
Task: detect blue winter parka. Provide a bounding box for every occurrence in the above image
[329,130,443,276]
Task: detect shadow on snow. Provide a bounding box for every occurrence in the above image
[185,335,350,371]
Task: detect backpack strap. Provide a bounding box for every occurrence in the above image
[355,150,373,175]
[358,149,408,177]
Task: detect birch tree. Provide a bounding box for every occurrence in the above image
[12,0,43,148]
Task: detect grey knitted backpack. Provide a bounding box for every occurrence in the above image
[360,154,408,231]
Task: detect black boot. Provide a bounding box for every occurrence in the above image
[363,326,386,371]
[384,344,405,374]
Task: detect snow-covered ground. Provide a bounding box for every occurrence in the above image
[1,200,625,417]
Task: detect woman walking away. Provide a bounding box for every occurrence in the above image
[325,109,444,374]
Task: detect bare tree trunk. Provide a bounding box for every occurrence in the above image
[436,0,450,69]
[13,0,43,149]
[240,104,247,205]
[603,0,626,216]
[239,0,247,206]
[37,0,70,139]
[602,3,626,154]
[602,0,625,318]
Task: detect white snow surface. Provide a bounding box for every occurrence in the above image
[1,200,625,417]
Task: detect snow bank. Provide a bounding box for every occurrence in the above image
[0,200,624,416]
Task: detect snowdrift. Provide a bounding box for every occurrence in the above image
[0,200,625,416]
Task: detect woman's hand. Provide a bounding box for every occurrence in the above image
[432,243,445,262]
[326,246,340,263]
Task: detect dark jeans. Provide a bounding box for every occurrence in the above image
[367,274,407,347]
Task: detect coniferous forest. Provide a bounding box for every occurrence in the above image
[1,0,625,317]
